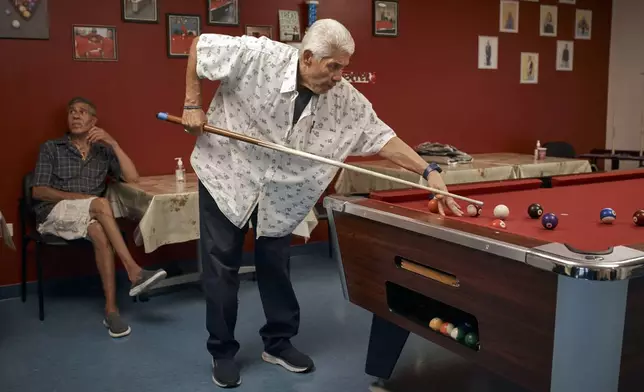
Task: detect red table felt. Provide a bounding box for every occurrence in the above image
[370,178,644,252]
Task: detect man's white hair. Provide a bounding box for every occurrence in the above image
[300,19,355,59]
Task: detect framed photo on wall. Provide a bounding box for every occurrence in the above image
[540,5,557,37]
[478,36,498,70]
[166,14,201,58]
[207,0,239,26]
[122,0,158,23]
[246,25,273,39]
[72,25,117,61]
[373,0,398,37]
[500,0,519,33]
[0,0,49,40]
[575,9,592,40]
[556,40,574,71]
[520,52,539,84]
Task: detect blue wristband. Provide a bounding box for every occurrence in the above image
[423,163,442,179]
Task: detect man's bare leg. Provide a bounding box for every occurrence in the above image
[87,222,118,314]
[89,198,140,281]
[86,221,131,338]
[89,197,166,296]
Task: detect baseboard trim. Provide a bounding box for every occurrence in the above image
[0,241,330,301]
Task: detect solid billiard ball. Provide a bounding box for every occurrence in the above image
[633,210,644,226]
[440,322,454,336]
[466,204,482,217]
[464,332,479,348]
[429,317,443,331]
[542,213,558,229]
[493,204,509,219]
[491,219,506,229]
[600,208,616,224]
[528,203,544,219]
[427,198,439,213]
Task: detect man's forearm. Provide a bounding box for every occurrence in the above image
[378,137,428,176]
[112,144,139,183]
[32,186,95,203]
[185,37,202,106]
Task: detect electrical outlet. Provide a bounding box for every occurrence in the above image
[7,223,13,237]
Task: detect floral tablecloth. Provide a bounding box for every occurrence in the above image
[334,153,592,194]
[107,173,318,253]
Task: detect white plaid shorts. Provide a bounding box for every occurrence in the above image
[38,198,98,240]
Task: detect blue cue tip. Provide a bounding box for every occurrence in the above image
[156,112,168,120]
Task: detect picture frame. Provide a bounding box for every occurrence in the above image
[478,36,499,70]
[166,14,201,58]
[373,0,398,37]
[500,0,519,33]
[245,25,273,40]
[0,0,49,40]
[575,9,592,40]
[121,0,158,23]
[72,25,118,61]
[520,52,539,84]
[278,10,301,42]
[556,40,574,71]
[207,0,239,26]
[540,5,557,37]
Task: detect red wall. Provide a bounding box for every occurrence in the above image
[0,0,612,287]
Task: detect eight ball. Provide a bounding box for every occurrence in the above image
[633,210,644,226]
[542,212,558,230]
[528,203,544,219]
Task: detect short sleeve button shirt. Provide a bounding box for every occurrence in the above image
[191,34,396,238]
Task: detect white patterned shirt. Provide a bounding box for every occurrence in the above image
[191,34,396,237]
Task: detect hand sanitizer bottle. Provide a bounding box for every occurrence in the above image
[175,157,186,183]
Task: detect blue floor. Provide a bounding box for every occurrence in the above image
[0,248,523,392]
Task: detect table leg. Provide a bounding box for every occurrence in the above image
[365,314,410,380]
[549,276,628,392]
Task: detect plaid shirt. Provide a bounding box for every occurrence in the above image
[32,134,122,223]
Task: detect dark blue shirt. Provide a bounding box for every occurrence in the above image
[32,134,122,223]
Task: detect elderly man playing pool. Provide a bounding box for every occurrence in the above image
[181,18,462,388]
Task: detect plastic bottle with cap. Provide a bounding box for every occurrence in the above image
[175,157,186,183]
[534,140,541,160]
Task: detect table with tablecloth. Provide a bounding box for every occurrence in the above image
[106,173,318,254]
[0,210,16,251]
[333,153,592,194]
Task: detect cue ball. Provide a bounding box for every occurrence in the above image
[600,208,616,224]
[11,19,20,29]
[528,203,544,219]
[466,204,482,217]
[491,219,506,229]
[542,213,558,229]
[633,210,644,226]
[493,204,509,219]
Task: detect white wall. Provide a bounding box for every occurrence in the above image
[606,0,644,169]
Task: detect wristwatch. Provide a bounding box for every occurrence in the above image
[423,162,442,180]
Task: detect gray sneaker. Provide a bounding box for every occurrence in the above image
[129,268,167,296]
[103,312,131,338]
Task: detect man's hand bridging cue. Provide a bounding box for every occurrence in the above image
[182,108,206,136]
[427,171,463,217]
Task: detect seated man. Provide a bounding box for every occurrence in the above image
[31,97,167,338]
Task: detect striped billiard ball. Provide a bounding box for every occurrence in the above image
[600,208,616,224]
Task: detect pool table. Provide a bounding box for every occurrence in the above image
[324,170,644,392]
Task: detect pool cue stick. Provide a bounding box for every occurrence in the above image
[156,112,484,207]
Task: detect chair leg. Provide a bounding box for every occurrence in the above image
[36,243,44,321]
[21,238,29,302]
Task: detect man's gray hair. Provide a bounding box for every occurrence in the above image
[300,19,355,59]
[68,96,97,116]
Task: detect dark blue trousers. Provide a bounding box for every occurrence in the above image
[198,181,298,359]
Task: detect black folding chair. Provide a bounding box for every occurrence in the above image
[19,172,97,320]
